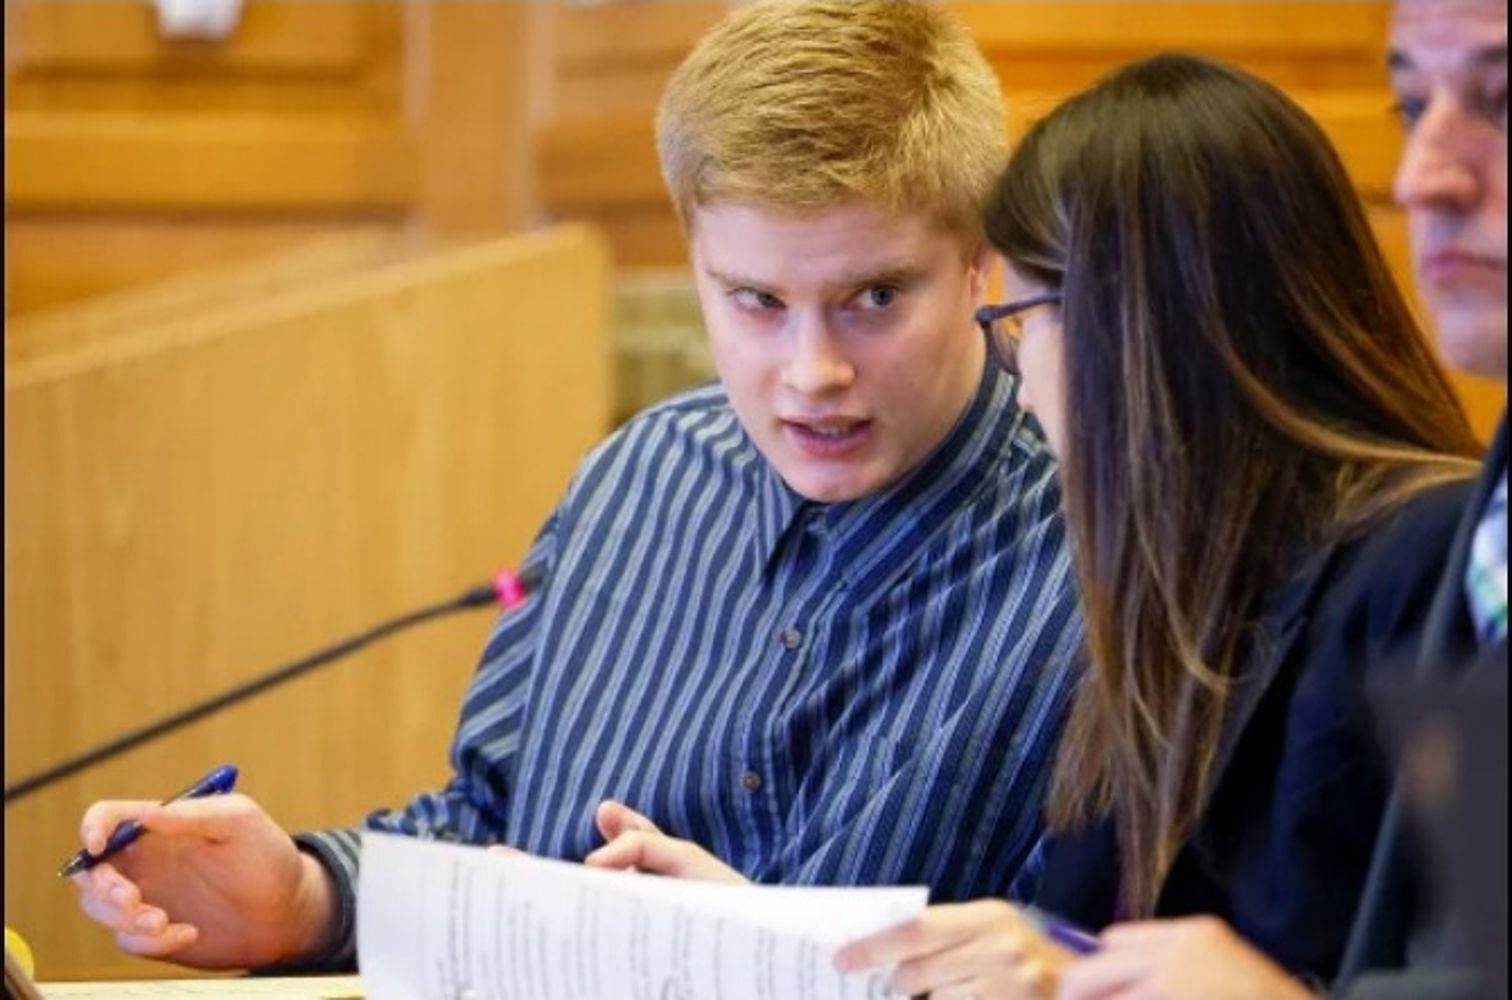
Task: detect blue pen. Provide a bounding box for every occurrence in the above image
[56,764,238,878]
[1021,904,1102,955]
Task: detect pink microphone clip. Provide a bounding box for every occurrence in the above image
[493,568,530,611]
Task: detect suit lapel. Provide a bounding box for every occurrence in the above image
[1337,414,1508,986]
[1418,415,1510,679]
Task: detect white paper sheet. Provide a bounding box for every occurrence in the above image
[357,834,926,1000]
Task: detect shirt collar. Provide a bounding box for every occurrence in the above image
[754,462,809,573]
[751,356,1027,587]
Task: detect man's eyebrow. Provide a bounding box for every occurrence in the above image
[1477,43,1510,68]
[839,262,926,287]
[1387,44,1508,73]
[705,268,772,290]
[703,262,926,290]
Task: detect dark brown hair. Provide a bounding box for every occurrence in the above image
[984,53,1480,916]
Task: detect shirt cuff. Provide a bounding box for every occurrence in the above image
[257,829,362,974]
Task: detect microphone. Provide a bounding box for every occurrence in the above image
[3,564,543,804]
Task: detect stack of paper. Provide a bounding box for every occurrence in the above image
[358,834,927,1000]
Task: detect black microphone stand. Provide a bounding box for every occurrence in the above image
[4,579,508,804]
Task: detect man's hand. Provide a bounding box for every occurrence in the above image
[833,900,1072,999]
[1057,917,1316,1000]
[582,800,746,883]
[70,794,337,970]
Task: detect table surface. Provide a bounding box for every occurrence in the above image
[38,975,364,998]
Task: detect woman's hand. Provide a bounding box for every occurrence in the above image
[1056,917,1316,1000]
[833,900,1074,999]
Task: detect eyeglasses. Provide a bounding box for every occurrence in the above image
[976,291,1062,375]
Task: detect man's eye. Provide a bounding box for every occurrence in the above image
[1392,95,1427,129]
[1475,86,1508,131]
[730,288,782,310]
[857,285,900,310]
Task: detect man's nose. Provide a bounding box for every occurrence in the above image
[781,317,856,395]
[1394,98,1482,213]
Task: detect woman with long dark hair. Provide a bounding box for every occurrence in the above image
[830,53,1483,996]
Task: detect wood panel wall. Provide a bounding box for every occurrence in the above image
[528,1,1504,439]
[4,225,612,981]
[4,1,532,316]
[8,2,1499,430]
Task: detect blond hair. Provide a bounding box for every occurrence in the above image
[656,0,1006,238]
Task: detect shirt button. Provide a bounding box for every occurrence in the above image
[780,626,803,649]
[741,770,764,792]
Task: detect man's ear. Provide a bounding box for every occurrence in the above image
[968,242,997,305]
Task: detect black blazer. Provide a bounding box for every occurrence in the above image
[1336,414,1510,997]
[1031,479,1477,984]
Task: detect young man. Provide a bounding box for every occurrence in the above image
[69,1,1083,971]
[1043,2,1507,998]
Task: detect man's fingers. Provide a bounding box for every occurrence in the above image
[585,830,705,877]
[72,861,125,903]
[583,831,658,872]
[74,878,133,930]
[592,801,620,842]
[72,864,141,925]
[74,874,171,936]
[585,827,745,883]
[114,923,199,960]
[134,793,258,840]
[487,844,525,857]
[72,862,172,936]
[81,794,257,854]
[594,800,659,842]
[79,801,160,856]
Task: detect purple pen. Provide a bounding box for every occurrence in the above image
[1022,904,1102,955]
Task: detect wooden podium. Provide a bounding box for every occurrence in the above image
[3,224,612,981]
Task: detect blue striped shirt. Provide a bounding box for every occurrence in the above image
[297,358,1083,967]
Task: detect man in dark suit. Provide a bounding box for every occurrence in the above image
[1330,1,1507,996]
[1054,1,1506,997]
